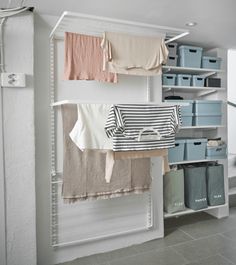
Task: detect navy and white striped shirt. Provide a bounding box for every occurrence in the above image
[105,104,181,151]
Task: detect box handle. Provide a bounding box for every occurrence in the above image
[193,142,202,145]
[169,56,175,60]
[197,78,203,81]
[182,77,189,80]
[166,76,174,79]
[209,59,217,63]
[189,49,197,53]
[168,44,175,48]
[175,143,180,147]
[216,148,223,152]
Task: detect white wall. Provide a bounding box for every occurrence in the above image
[0,12,36,265]
[35,14,165,265]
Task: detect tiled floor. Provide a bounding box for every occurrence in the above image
[57,207,236,265]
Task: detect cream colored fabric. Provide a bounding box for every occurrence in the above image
[69,103,113,151]
[101,32,168,76]
[61,104,151,202]
[105,149,170,183]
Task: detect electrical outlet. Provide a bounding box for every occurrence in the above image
[1,73,26,87]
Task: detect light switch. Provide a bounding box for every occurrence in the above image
[1,73,26,87]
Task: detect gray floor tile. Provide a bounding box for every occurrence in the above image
[134,228,193,253]
[185,255,235,265]
[110,248,188,265]
[221,247,236,264]
[178,215,236,239]
[222,229,236,242]
[56,254,102,265]
[173,234,236,263]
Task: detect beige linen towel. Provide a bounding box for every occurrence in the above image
[101,32,168,76]
[64,32,117,83]
[61,104,151,202]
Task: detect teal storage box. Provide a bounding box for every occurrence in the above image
[206,164,225,206]
[178,45,203,68]
[185,138,207,161]
[193,113,222,126]
[194,100,222,115]
[165,99,194,114]
[166,42,177,55]
[168,139,185,163]
[162,74,176,86]
[164,169,185,213]
[182,113,193,127]
[192,75,205,87]
[177,74,192,86]
[184,166,208,210]
[166,55,178,66]
[202,56,221,70]
[206,145,227,159]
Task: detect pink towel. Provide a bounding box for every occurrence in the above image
[64,32,117,83]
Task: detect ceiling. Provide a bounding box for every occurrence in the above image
[2,0,236,49]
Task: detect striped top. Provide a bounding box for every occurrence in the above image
[105,104,181,151]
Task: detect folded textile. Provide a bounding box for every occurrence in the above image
[105,104,181,151]
[64,32,117,82]
[61,104,151,202]
[70,103,113,151]
[101,32,168,76]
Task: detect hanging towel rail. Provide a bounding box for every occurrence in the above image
[49,11,189,43]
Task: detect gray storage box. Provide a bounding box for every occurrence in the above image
[192,75,205,87]
[178,45,203,68]
[164,169,185,213]
[182,113,193,127]
[166,55,178,66]
[185,138,207,161]
[205,78,221,88]
[194,100,222,115]
[162,74,176,86]
[168,139,185,163]
[184,166,208,210]
[206,145,227,159]
[166,42,178,55]
[177,74,192,86]
[206,164,225,206]
[193,113,222,126]
[165,99,194,114]
[202,56,221,70]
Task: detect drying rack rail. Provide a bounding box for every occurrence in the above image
[49,11,189,248]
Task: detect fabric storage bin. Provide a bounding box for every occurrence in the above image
[164,169,185,213]
[185,138,207,161]
[177,74,191,86]
[182,113,193,127]
[193,113,222,126]
[168,139,185,163]
[184,166,208,210]
[206,164,225,206]
[194,100,222,115]
[166,55,178,66]
[165,99,193,114]
[162,74,176,86]
[202,56,221,70]
[192,75,205,87]
[205,78,221,88]
[166,42,177,55]
[206,145,227,159]
[178,45,203,68]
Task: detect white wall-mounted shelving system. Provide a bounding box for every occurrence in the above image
[162,61,229,219]
[49,11,190,256]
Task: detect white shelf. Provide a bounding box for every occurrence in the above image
[179,125,225,130]
[162,65,223,76]
[164,204,227,218]
[229,187,236,196]
[169,159,219,166]
[162,85,225,94]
